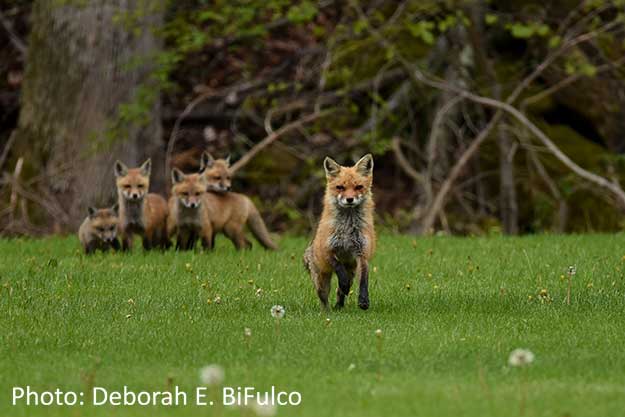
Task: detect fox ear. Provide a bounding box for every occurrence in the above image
[200,151,215,172]
[111,203,119,215]
[88,207,97,218]
[140,158,152,176]
[354,154,374,177]
[171,168,184,184]
[324,157,341,178]
[224,154,231,166]
[114,160,128,177]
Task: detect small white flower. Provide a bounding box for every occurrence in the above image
[199,364,224,386]
[347,363,356,372]
[568,266,576,276]
[271,305,285,319]
[244,327,252,337]
[375,329,382,337]
[508,349,535,367]
[250,399,277,416]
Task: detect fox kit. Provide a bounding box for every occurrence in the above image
[78,204,120,254]
[168,168,213,250]
[114,159,169,251]
[199,152,277,250]
[304,154,376,310]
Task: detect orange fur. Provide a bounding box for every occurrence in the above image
[199,152,277,250]
[114,159,169,251]
[78,205,120,254]
[168,169,213,250]
[304,154,376,310]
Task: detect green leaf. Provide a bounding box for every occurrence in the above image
[485,14,498,25]
[548,36,562,48]
[509,23,534,39]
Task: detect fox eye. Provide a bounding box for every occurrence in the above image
[123,185,131,189]
[195,192,201,196]
[182,192,189,196]
[355,185,364,191]
[213,176,221,180]
[336,185,345,191]
[97,227,104,232]
[137,184,144,189]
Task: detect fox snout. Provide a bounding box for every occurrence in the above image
[123,189,145,201]
[181,198,202,209]
[208,183,231,193]
[337,194,363,207]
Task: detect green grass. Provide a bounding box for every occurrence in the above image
[2,234,625,417]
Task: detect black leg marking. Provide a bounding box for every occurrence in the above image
[358,260,370,310]
[330,257,351,297]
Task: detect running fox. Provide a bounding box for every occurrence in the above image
[114,159,169,251]
[199,151,277,250]
[304,154,376,310]
[78,204,121,254]
[167,168,212,250]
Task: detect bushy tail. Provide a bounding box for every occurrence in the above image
[247,205,278,250]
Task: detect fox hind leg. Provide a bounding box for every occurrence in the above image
[224,223,251,250]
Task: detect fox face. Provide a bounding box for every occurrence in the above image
[171,168,206,208]
[114,159,151,201]
[324,154,374,208]
[88,205,119,242]
[200,151,232,193]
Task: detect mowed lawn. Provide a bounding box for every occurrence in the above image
[2,234,625,417]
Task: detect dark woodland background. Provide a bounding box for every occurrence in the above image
[1,0,625,236]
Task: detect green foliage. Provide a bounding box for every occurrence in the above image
[505,21,551,39]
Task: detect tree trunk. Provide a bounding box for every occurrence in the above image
[496,117,519,234]
[468,2,518,234]
[10,0,165,232]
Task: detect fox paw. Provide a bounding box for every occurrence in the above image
[358,301,369,310]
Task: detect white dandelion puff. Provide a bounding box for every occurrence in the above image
[199,364,225,386]
[244,327,252,337]
[347,363,356,372]
[375,329,382,337]
[568,266,576,275]
[508,349,535,367]
[250,399,277,417]
[270,305,285,319]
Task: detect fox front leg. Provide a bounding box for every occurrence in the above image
[358,258,370,310]
[111,238,121,251]
[329,256,352,308]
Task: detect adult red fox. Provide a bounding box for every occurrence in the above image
[167,168,212,250]
[304,154,376,310]
[114,159,169,251]
[199,152,277,250]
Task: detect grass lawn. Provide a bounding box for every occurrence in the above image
[2,234,625,417]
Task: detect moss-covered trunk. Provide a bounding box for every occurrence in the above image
[10,0,165,232]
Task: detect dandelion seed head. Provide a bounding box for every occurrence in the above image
[270,305,285,319]
[508,348,535,367]
[375,329,382,337]
[244,327,252,337]
[199,364,225,386]
[250,399,277,416]
[347,363,356,372]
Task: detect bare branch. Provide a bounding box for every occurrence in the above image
[0,9,27,58]
[231,110,333,173]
